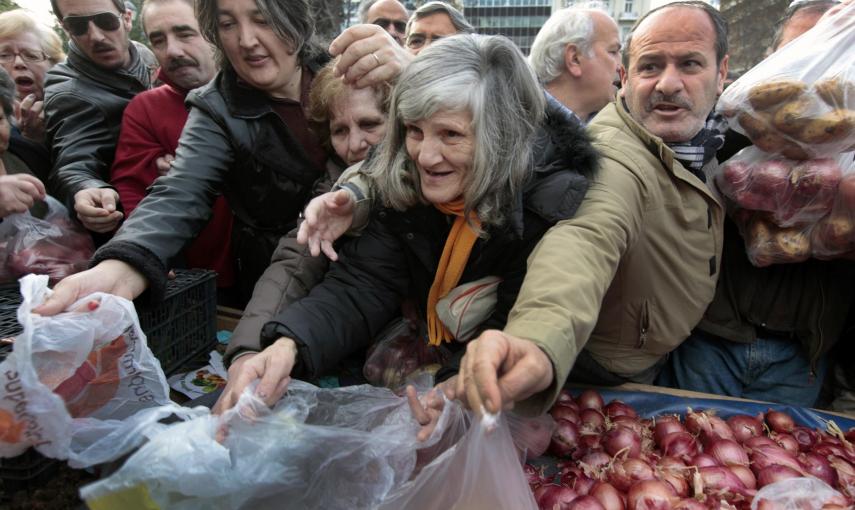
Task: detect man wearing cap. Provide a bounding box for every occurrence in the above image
[44,0,156,236]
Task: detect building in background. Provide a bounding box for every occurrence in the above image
[720,0,789,74]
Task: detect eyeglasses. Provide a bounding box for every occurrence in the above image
[62,11,122,37]
[372,18,407,33]
[405,34,444,50]
[0,49,47,64]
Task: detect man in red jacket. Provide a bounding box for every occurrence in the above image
[110,0,234,290]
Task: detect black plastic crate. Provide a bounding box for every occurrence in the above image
[0,269,217,373]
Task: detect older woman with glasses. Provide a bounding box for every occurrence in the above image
[212,34,596,414]
[36,0,332,312]
[0,10,64,143]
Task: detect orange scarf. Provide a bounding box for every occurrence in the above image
[427,200,481,346]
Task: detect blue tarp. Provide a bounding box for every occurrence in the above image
[591,388,855,431]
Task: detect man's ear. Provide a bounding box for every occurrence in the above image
[564,44,583,78]
[122,9,133,32]
[619,64,627,97]
[716,54,730,95]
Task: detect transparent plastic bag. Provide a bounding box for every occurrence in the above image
[81,381,537,510]
[716,147,848,227]
[751,478,850,510]
[363,317,449,389]
[733,210,812,267]
[0,274,198,468]
[717,3,855,160]
[0,197,94,283]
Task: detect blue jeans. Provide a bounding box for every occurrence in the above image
[656,330,828,407]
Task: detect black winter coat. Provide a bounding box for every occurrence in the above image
[94,56,329,301]
[261,99,599,380]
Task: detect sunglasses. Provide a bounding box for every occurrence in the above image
[373,18,407,33]
[62,12,122,37]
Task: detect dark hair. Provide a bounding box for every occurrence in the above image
[0,67,15,117]
[622,1,728,69]
[140,0,194,35]
[196,0,322,69]
[771,0,838,50]
[51,0,126,20]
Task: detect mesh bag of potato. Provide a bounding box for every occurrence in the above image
[715,4,855,267]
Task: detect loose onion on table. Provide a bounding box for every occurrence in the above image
[527,389,855,510]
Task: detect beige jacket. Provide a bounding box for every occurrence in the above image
[507,100,724,415]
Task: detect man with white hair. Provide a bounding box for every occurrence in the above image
[529,8,621,124]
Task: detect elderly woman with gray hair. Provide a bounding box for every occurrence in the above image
[213,34,597,414]
[36,0,332,311]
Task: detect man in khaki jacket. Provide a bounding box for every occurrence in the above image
[456,0,729,415]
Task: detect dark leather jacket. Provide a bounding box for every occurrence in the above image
[94,57,329,301]
[44,41,156,210]
[261,99,599,381]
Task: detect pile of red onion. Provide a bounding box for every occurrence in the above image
[525,389,855,510]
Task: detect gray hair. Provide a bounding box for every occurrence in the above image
[0,67,15,118]
[771,0,838,50]
[623,1,728,69]
[196,0,322,69]
[406,1,475,36]
[529,8,601,84]
[366,34,545,229]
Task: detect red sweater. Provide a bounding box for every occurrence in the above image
[110,72,235,287]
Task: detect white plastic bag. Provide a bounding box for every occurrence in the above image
[0,274,200,468]
[751,478,850,510]
[81,381,537,510]
[717,3,855,160]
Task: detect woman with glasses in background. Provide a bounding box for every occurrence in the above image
[0,10,64,144]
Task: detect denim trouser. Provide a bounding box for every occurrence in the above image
[655,330,828,407]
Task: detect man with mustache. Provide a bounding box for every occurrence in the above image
[109,0,234,291]
[44,0,156,237]
[454,1,730,416]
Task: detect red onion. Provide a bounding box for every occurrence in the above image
[748,444,805,475]
[579,451,612,477]
[743,435,778,449]
[580,409,607,433]
[846,427,855,444]
[561,470,596,496]
[552,405,581,425]
[589,482,625,510]
[625,480,676,510]
[728,464,757,489]
[688,453,720,468]
[557,389,576,405]
[659,470,689,498]
[577,390,605,411]
[550,419,581,458]
[765,409,795,434]
[578,434,602,455]
[659,432,700,461]
[672,498,707,510]
[524,463,546,487]
[569,495,606,510]
[697,466,753,498]
[756,464,803,487]
[815,443,848,459]
[607,458,655,493]
[771,432,799,453]
[611,416,646,436]
[535,484,579,510]
[603,401,637,419]
[707,438,749,467]
[829,455,855,490]
[604,426,642,459]
[657,456,687,472]
[799,452,838,486]
[653,418,686,446]
[726,414,763,443]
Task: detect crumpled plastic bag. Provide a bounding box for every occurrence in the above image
[362,316,449,390]
[751,478,850,510]
[717,3,855,160]
[0,197,94,283]
[81,381,537,510]
[0,274,201,468]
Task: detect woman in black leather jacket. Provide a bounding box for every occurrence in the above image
[40,0,331,305]
[213,34,598,413]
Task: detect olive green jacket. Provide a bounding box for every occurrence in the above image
[508,100,725,415]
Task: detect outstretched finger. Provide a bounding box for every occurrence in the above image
[406,385,430,426]
[320,240,338,261]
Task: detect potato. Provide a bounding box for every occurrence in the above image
[747,80,806,110]
[752,131,789,154]
[738,111,773,139]
[814,77,855,108]
[798,109,855,144]
[772,96,819,135]
[746,217,811,267]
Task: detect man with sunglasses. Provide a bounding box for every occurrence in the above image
[43,0,156,237]
[358,0,409,46]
